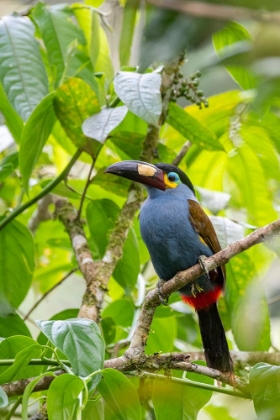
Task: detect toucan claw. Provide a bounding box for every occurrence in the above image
[198,255,210,279]
[157,279,169,306]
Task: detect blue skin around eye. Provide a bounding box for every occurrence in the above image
[167,172,180,183]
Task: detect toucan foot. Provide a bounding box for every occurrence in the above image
[157,279,169,306]
[191,282,204,297]
[198,255,210,279]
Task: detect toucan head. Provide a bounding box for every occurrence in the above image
[104,160,195,194]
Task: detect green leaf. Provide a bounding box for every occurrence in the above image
[182,90,242,139]
[97,368,141,420]
[0,219,34,308]
[36,319,104,387]
[22,372,55,420]
[0,313,31,338]
[0,343,42,384]
[213,21,257,90]
[114,71,162,126]
[0,152,18,182]
[54,77,100,156]
[0,15,48,121]
[37,309,79,346]
[145,316,176,354]
[0,388,8,408]
[0,84,23,143]
[31,3,86,88]
[227,143,278,225]
[250,363,280,420]
[86,199,120,257]
[167,102,223,151]
[231,280,271,351]
[83,106,128,143]
[153,367,213,420]
[102,299,134,327]
[119,0,139,66]
[19,93,56,191]
[113,229,140,293]
[82,398,104,420]
[47,374,85,420]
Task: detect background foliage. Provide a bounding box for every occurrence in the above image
[1,0,280,418]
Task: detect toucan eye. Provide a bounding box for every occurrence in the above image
[167,172,180,183]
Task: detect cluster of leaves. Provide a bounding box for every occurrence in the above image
[1,0,280,418]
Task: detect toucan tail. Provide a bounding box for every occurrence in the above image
[197,302,233,373]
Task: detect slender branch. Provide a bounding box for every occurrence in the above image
[172,141,192,166]
[76,159,95,221]
[0,149,82,231]
[23,268,78,321]
[28,194,53,234]
[147,0,280,23]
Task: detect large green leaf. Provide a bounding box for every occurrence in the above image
[36,319,104,387]
[250,363,280,420]
[97,369,141,420]
[74,4,113,81]
[86,199,120,257]
[19,93,56,191]
[0,313,31,338]
[0,152,18,183]
[145,316,176,354]
[114,72,162,126]
[113,229,140,293]
[153,365,213,420]
[0,15,48,121]
[54,77,100,156]
[0,84,23,143]
[47,374,85,420]
[31,3,86,88]
[167,102,223,151]
[22,372,55,420]
[213,21,257,90]
[101,299,134,327]
[0,219,34,309]
[119,0,139,66]
[0,336,41,380]
[83,106,128,143]
[227,143,278,225]
[0,344,42,385]
[82,399,104,420]
[183,90,242,139]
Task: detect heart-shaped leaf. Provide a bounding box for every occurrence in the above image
[83,106,128,143]
[36,319,104,388]
[114,72,162,126]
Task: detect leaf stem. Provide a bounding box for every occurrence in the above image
[131,372,249,399]
[0,149,82,231]
[0,359,71,366]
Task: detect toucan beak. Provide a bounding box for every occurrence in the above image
[104,160,166,191]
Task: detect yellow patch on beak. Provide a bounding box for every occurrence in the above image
[138,164,157,177]
[164,173,177,189]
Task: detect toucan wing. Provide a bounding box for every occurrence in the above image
[188,199,226,281]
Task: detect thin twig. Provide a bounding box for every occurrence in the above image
[76,159,95,221]
[23,268,78,321]
[172,141,192,166]
[0,149,82,231]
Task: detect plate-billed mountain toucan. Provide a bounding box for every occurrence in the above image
[105,160,233,374]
